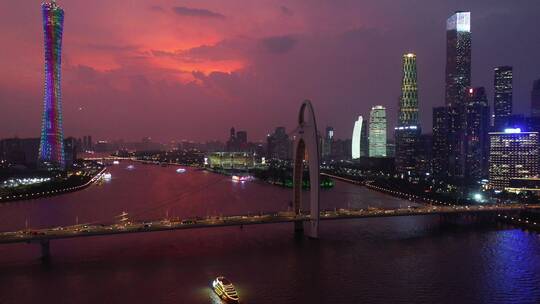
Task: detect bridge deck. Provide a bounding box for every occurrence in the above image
[0,205,529,245]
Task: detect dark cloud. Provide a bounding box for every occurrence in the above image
[260,36,297,54]
[280,6,294,16]
[172,6,225,19]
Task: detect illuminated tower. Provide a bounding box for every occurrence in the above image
[39,0,66,169]
[369,106,387,157]
[395,53,420,174]
[445,11,471,107]
[351,116,364,159]
[444,11,471,180]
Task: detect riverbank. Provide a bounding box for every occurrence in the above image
[208,167,335,189]
[0,165,106,203]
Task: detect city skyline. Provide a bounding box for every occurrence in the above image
[0,1,539,142]
[0,3,539,303]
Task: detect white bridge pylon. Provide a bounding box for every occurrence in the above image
[292,100,320,238]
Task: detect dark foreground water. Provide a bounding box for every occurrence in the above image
[0,162,538,304]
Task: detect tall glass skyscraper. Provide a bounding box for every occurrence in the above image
[39,0,66,169]
[438,11,471,180]
[395,53,420,174]
[322,126,334,159]
[445,11,471,107]
[369,106,387,157]
[494,66,513,130]
[352,116,364,159]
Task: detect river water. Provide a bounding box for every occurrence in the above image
[0,162,538,304]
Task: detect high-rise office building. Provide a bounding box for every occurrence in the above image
[352,116,364,159]
[493,66,513,130]
[323,126,334,159]
[532,79,540,117]
[267,127,291,160]
[445,11,471,108]
[489,129,539,190]
[395,53,420,174]
[432,107,450,178]
[236,131,247,145]
[464,87,490,181]
[436,11,471,181]
[369,106,387,157]
[360,118,368,157]
[415,134,433,177]
[39,0,66,169]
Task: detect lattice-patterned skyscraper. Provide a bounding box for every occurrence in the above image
[395,53,420,174]
[39,0,65,169]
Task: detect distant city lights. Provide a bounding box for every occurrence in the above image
[504,128,522,133]
[394,125,418,130]
[1,177,51,188]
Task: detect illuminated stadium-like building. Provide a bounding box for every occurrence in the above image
[207,152,257,169]
[39,0,66,169]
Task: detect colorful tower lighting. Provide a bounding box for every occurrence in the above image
[39,0,66,169]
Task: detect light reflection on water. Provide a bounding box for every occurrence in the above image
[0,162,538,304]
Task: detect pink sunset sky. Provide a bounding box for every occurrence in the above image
[0,0,539,142]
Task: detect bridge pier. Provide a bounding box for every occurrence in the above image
[294,221,304,234]
[40,240,50,261]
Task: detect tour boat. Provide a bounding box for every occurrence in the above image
[176,168,186,173]
[212,276,239,303]
[231,175,253,183]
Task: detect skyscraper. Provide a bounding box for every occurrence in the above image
[494,66,513,129]
[445,11,471,107]
[489,129,539,191]
[395,53,420,174]
[351,116,364,159]
[532,79,540,117]
[369,106,387,157]
[432,107,450,178]
[360,118,368,157]
[39,0,66,169]
[267,127,290,160]
[464,87,490,181]
[323,126,334,159]
[438,11,471,181]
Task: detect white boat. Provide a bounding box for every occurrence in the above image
[212,276,239,303]
[232,175,253,183]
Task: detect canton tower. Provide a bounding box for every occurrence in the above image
[39,0,65,168]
